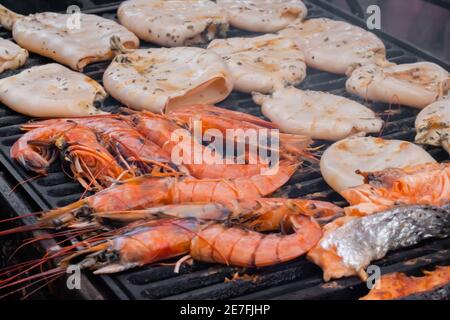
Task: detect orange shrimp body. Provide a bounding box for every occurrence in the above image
[70,219,201,274]
[190,214,323,268]
[233,198,344,231]
[342,162,450,216]
[37,160,297,229]
[55,126,130,190]
[10,122,76,174]
[167,104,313,161]
[132,111,282,179]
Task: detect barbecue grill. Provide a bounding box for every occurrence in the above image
[0,0,449,300]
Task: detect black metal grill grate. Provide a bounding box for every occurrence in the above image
[0,0,448,300]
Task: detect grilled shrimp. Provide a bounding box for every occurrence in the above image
[29,160,297,230]
[54,126,131,190]
[10,122,76,174]
[166,104,313,161]
[190,214,322,267]
[63,219,202,274]
[61,213,321,274]
[341,162,450,216]
[346,62,449,109]
[131,110,296,179]
[415,99,450,155]
[95,198,343,232]
[11,121,132,190]
[22,115,178,175]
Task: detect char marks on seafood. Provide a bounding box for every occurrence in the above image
[0,4,139,71]
[0,64,107,117]
[208,34,306,93]
[320,137,435,194]
[346,62,450,109]
[279,18,387,74]
[342,162,450,216]
[118,0,228,47]
[103,48,233,113]
[253,87,383,140]
[415,99,450,155]
[0,37,27,73]
[217,0,307,33]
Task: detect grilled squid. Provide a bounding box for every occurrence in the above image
[253,87,383,140]
[208,34,306,93]
[0,37,27,74]
[279,18,387,75]
[346,62,450,109]
[0,4,139,71]
[415,99,450,155]
[0,63,107,117]
[117,0,228,47]
[217,0,308,33]
[320,137,436,194]
[103,47,233,113]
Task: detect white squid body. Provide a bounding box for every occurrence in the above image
[253,87,383,141]
[0,7,139,71]
[0,63,107,117]
[415,99,450,155]
[279,18,387,75]
[208,34,306,93]
[118,0,228,47]
[320,137,436,193]
[0,37,27,73]
[103,47,233,113]
[346,62,450,109]
[217,0,307,33]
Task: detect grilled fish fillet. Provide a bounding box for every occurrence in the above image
[360,266,450,300]
[118,0,228,47]
[217,0,307,33]
[103,47,233,113]
[253,87,383,140]
[320,137,436,193]
[0,4,139,71]
[415,99,450,155]
[0,37,27,73]
[342,162,450,216]
[0,63,107,117]
[307,206,450,282]
[279,18,387,75]
[208,34,306,93]
[346,62,450,109]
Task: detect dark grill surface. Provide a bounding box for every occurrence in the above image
[0,0,448,300]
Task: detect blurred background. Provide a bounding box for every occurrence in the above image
[0,0,448,63]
